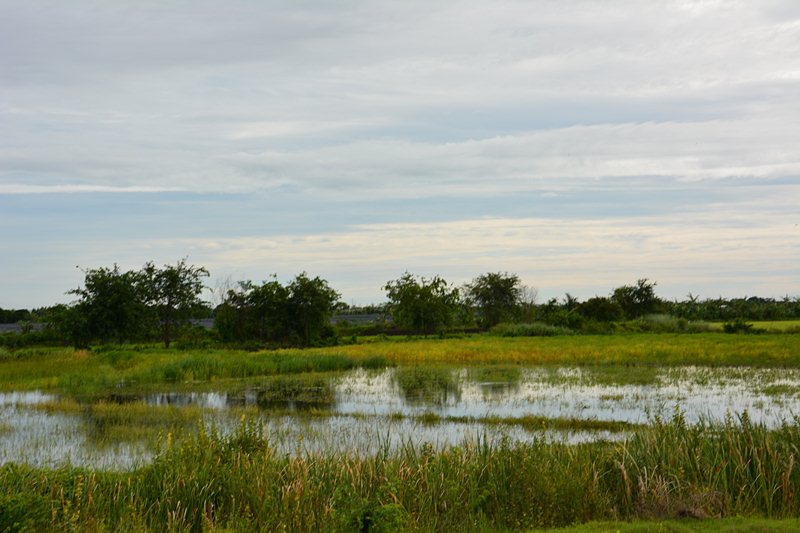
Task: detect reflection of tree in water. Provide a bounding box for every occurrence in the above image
[256,376,335,411]
[467,366,522,399]
[393,367,461,406]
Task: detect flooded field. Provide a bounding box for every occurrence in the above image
[2,365,800,469]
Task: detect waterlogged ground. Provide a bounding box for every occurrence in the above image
[2,365,800,469]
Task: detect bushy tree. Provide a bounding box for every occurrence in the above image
[140,259,209,348]
[463,272,522,328]
[47,303,91,348]
[66,265,149,345]
[535,297,584,330]
[384,273,459,335]
[287,272,340,345]
[0,308,31,324]
[215,273,339,346]
[578,296,623,322]
[611,279,660,319]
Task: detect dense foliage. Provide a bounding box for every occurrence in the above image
[46,260,209,348]
[0,308,31,324]
[140,260,209,348]
[215,273,340,347]
[384,273,460,335]
[463,272,522,327]
[2,265,799,348]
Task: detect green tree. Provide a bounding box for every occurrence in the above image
[47,303,91,349]
[463,272,522,328]
[66,265,149,344]
[286,273,340,346]
[384,273,459,335]
[215,274,339,346]
[0,308,31,324]
[578,296,623,322]
[611,278,660,319]
[140,259,209,348]
[536,297,584,330]
[214,282,253,343]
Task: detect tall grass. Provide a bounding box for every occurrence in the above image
[2,414,800,532]
[322,333,800,367]
[0,346,391,394]
[1,334,800,394]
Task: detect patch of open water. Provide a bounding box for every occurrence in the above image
[1,366,799,469]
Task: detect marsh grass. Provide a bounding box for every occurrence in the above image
[1,335,800,396]
[32,397,83,414]
[256,375,335,408]
[760,384,800,397]
[491,322,575,337]
[310,333,800,367]
[393,366,460,405]
[395,411,638,433]
[3,413,800,531]
[467,365,522,385]
[581,365,661,386]
[85,401,207,443]
[0,346,392,395]
[621,315,714,334]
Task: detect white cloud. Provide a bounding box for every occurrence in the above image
[0,184,184,195]
[91,210,796,304]
[1,0,799,307]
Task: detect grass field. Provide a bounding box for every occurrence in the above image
[1,333,800,395]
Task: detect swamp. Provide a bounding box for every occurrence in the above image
[2,333,800,531]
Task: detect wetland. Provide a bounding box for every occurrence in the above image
[2,333,800,531]
[3,362,800,469]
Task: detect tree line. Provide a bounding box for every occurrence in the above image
[1,262,799,348]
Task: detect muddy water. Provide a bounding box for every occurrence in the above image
[1,366,799,469]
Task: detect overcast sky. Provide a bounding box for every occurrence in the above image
[1,0,799,309]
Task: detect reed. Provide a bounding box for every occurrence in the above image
[2,413,800,532]
[1,334,799,395]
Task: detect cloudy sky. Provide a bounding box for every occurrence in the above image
[1,0,799,309]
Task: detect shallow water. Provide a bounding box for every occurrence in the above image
[144,366,800,425]
[1,365,799,469]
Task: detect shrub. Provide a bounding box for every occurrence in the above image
[491,322,574,337]
[723,318,764,334]
[621,314,713,334]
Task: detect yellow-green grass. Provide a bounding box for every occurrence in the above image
[0,346,387,394]
[1,333,799,394]
[310,333,800,366]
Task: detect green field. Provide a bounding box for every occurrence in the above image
[2,333,800,395]
[2,333,800,531]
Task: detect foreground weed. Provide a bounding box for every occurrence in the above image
[3,414,800,531]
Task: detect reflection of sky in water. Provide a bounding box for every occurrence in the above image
[1,366,800,469]
[0,405,150,470]
[333,367,800,426]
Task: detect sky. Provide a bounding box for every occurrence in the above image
[1,0,799,309]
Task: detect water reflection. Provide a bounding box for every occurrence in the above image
[393,366,461,405]
[89,366,800,423]
[1,365,800,469]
